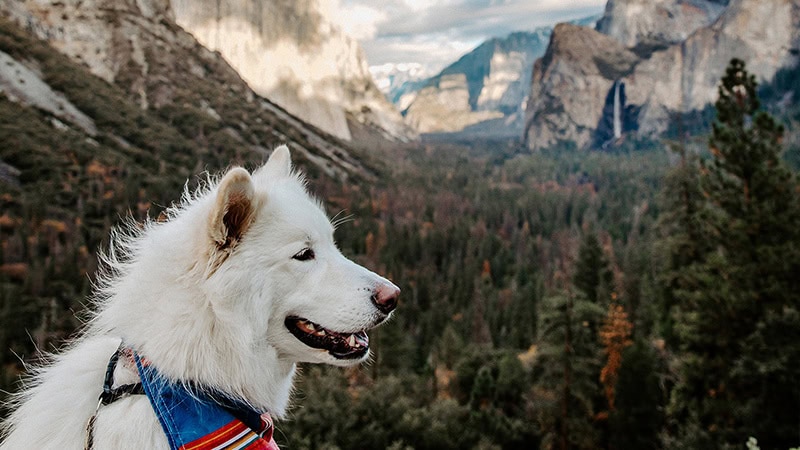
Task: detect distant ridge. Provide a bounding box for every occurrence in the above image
[396,14,601,136]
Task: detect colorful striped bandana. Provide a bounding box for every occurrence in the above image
[133,352,279,450]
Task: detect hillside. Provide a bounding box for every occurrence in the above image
[0,11,384,392]
[169,0,416,142]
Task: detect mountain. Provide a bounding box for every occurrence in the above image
[369,63,431,112]
[523,23,640,151]
[524,0,800,151]
[0,0,378,181]
[402,29,551,135]
[168,0,416,143]
[595,0,728,50]
[399,15,601,136]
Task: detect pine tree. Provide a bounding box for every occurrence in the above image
[574,232,613,305]
[609,341,665,450]
[655,142,711,347]
[532,293,604,450]
[668,58,800,449]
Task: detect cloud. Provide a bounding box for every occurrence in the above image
[323,1,388,40]
[362,32,483,69]
[377,0,605,37]
[339,0,606,72]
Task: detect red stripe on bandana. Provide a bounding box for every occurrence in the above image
[180,419,278,450]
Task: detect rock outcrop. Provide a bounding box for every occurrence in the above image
[0,50,97,135]
[524,24,639,150]
[628,0,799,136]
[404,30,552,135]
[596,0,727,50]
[169,0,415,142]
[525,0,800,151]
[1,0,377,181]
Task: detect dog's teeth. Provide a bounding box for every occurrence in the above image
[318,330,325,336]
[348,335,356,347]
[307,323,315,331]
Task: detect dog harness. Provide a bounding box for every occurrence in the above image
[86,346,279,450]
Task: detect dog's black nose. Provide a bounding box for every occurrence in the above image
[371,283,400,314]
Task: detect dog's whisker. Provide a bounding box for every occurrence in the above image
[331,213,355,230]
[330,209,348,224]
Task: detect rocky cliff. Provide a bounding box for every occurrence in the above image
[1,0,377,181]
[628,0,799,136]
[525,0,800,151]
[595,0,727,50]
[169,0,415,142]
[524,24,640,150]
[404,29,552,135]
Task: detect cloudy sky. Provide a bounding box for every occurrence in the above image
[328,0,607,74]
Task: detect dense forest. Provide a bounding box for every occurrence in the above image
[1,15,800,450]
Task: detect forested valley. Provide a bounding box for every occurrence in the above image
[275,60,800,450]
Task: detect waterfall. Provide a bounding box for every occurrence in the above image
[613,80,622,139]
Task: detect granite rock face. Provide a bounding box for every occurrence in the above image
[596,0,727,49]
[525,0,800,151]
[1,0,378,180]
[169,0,416,142]
[524,24,639,150]
[404,29,552,135]
[2,0,182,110]
[628,0,799,137]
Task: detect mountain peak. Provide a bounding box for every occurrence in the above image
[525,0,799,151]
[595,0,727,50]
[169,0,416,143]
[402,28,554,135]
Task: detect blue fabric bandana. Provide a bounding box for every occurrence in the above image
[133,351,279,450]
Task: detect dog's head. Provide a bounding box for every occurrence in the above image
[203,145,399,367]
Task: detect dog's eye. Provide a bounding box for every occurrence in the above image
[292,248,315,261]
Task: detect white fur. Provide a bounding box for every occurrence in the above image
[0,146,398,449]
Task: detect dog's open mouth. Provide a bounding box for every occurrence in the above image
[285,316,369,359]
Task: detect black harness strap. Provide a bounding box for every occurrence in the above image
[84,345,145,450]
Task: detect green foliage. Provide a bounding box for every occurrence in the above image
[574,231,613,305]
[665,58,800,449]
[531,294,605,450]
[280,352,536,450]
[609,341,665,450]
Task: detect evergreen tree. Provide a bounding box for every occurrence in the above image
[609,341,665,450]
[532,293,604,450]
[668,58,800,449]
[574,232,613,305]
[655,142,711,347]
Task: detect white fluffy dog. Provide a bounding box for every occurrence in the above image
[0,146,399,449]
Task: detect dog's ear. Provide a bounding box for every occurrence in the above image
[254,145,292,181]
[209,167,255,250]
